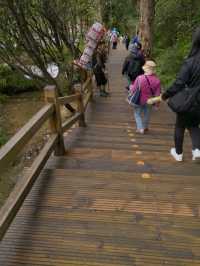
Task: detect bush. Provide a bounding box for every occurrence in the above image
[0,64,39,95]
[153,0,199,89]
[0,93,8,103]
[154,40,191,88]
[0,127,7,147]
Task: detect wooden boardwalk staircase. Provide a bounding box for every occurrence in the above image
[0,45,200,265]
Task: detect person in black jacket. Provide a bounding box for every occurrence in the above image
[92,43,109,97]
[162,27,200,162]
[124,35,130,50]
[122,42,145,89]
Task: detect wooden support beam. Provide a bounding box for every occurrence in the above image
[76,91,86,127]
[84,91,92,111]
[82,76,91,92]
[44,85,65,156]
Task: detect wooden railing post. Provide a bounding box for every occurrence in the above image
[74,85,86,127]
[44,85,65,156]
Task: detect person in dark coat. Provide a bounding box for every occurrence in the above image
[122,42,145,88]
[124,35,130,50]
[111,33,118,49]
[162,27,200,162]
[92,44,109,97]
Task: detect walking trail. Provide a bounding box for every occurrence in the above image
[0,44,200,266]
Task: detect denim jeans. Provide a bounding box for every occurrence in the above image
[134,104,152,130]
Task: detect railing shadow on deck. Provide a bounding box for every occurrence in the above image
[0,72,93,241]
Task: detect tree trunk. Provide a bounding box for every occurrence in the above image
[139,0,155,58]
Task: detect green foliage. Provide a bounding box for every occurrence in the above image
[0,93,8,103]
[101,0,138,35]
[0,64,39,95]
[0,127,7,147]
[153,0,200,88]
[154,40,191,87]
[0,0,98,92]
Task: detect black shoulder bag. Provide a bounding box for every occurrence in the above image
[167,85,200,114]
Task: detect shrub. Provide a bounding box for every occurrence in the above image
[153,0,199,89]
[0,64,39,95]
[154,40,190,88]
[0,127,7,147]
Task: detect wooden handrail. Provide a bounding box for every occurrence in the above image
[58,94,79,106]
[58,76,92,106]
[0,134,58,240]
[62,112,82,132]
[84,91,92,111]
[82,76,92,92]
[0,104,54,172]
[0,72,94,241]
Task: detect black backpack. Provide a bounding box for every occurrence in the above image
[127,58,142,81]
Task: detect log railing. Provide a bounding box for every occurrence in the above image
[0,72,93,240]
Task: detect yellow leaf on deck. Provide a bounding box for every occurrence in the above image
[142,173,151,179]
[132,144,139,148]
[130,139,136,142]
[137,161,145,165]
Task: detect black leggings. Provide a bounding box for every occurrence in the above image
[112,42,117,49]
[175,125,200,155]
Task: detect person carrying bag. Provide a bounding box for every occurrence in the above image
[127,78,141,106]
[162,27,200,162]
[122,42,145,89]
[129,60,161,134]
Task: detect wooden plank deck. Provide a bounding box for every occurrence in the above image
[0,45,200,266]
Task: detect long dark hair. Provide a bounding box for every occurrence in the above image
[188,27,200,58]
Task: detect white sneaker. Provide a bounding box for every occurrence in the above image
[136,129,144,134]
[170,148,183,162]
[192,149,200,162]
